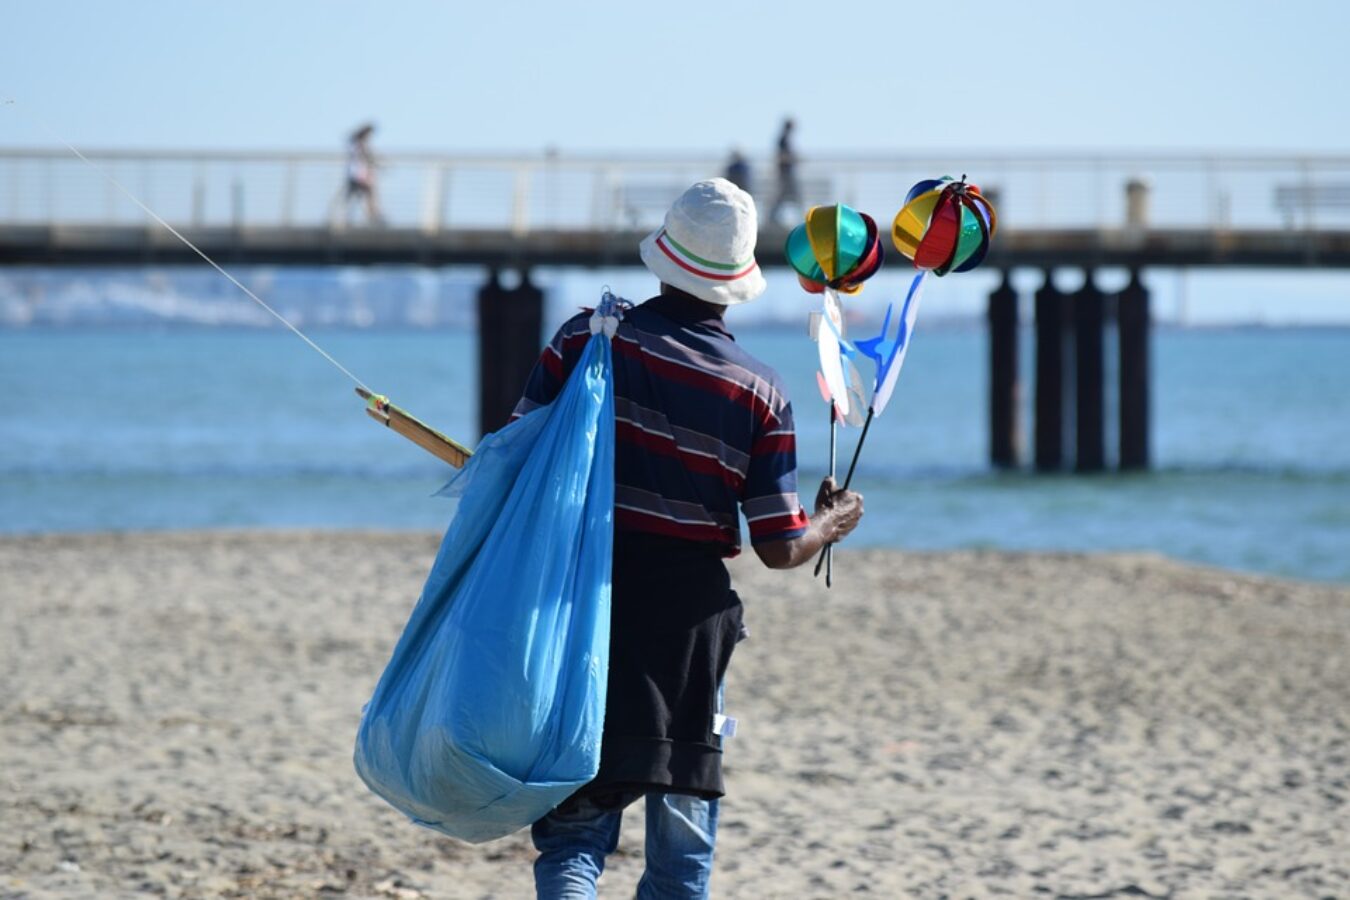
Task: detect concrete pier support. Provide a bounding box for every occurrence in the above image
[987,270,1020,468]
[1073,271,1106,472]
[1033,271,1067,471]
[477,269,544,437]
[1118,269,1151,470]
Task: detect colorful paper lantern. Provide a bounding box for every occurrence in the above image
[891,176,997,276]
[786,204,885,294]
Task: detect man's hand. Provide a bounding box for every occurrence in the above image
[813,476,864,544]
[754,477,865,570]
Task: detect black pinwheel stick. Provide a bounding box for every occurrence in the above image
[814,406,874,580]
[824,405,834,584]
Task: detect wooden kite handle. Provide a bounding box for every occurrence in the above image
[356,387,473,469]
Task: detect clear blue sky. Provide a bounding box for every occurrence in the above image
[3,0,1349,323]
[3,0,1348,154]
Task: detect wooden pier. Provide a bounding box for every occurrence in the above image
[4,147,1350,463]
[3,222,1349,270]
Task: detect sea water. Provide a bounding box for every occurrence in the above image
[2,324,1347,583]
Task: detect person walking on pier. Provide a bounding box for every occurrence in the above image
[766,117,801,226]
[515,178,865,899]
[331,122,383,227]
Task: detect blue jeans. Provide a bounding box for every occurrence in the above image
[532,791,719,899]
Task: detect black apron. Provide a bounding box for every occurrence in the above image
[576,531,744,805]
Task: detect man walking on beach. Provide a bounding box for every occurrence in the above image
[513,178,864,899]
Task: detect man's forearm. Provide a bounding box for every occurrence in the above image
[753,510,844,570]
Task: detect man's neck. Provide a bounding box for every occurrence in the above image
[659,285,726,319]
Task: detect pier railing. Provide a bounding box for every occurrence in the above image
[3,148,1350,234]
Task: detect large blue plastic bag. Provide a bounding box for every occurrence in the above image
[354,332,614,843]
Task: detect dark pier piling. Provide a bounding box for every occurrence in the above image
[477,269,543,436]
[1033,272,1067,471]
[1074,272,1107,473]
[1118,269,1151,470]
[987,271,1021,468]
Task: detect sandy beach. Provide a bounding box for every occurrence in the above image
[1,531,1346,899]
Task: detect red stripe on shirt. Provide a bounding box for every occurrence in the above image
[748,509,811,541]
[616,420,746,491]
[751,431,796,457]
[613,337,776,425]
[542,346,563,380]
[616,507,737,547]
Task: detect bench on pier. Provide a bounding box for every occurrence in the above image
[613,176,835,227]
[1273,183,1350,225]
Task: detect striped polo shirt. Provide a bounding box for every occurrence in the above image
[512,291,810,556]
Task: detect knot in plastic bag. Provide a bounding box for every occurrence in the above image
[589,290,628,338]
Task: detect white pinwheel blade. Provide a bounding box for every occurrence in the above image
[843,357,867,426]
[817,289,850,417]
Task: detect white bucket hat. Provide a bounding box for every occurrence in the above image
[639,178,767,306]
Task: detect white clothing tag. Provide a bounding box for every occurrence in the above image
[712,714,738,738]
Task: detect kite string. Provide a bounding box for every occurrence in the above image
[1,95,371,392]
